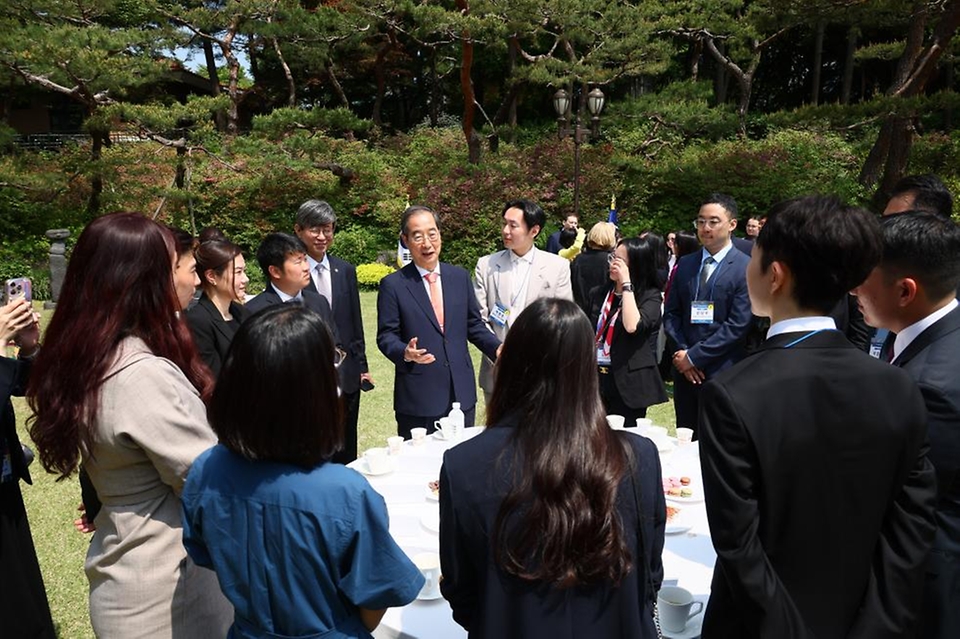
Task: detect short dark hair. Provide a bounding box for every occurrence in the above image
[879,211,960,300]
[757,195,882,314]
[502,199,547,234]
[701,192,738,220]
[256,233,307,279]
[296,199,338,229]
[168,226,197,259]
[559,227,577,249]
[890,174,953,218]
[198,227,228,243]
[619,236,661,291]
[400,204,440,236]
[209,304,344,467]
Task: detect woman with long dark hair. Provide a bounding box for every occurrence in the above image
[182,304,422,637]
[185,238,249,376]
[439,297,666,638]
[27,213,231,637]
[590,237,668,427]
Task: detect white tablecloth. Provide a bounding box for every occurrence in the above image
[352,427,715,639]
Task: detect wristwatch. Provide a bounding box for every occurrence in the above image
[621,282,634,293]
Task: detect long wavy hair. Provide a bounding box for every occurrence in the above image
[27,213,213,478]
[487,298,633,588]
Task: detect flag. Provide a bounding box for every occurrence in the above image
[608,194,618,226]
[397,236,412,268]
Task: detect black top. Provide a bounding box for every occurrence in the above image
[185,293,247,378]
[571,248,611,316]
[439,423,665,639]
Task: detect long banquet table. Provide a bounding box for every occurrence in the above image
[350,426,716,639]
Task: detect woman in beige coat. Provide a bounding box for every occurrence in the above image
[28,213,232,637]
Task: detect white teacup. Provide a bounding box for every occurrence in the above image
[410,427,427,446]
[676,427,694,445]
[657,586,704,633]
[364,447,390,474]
[606,415,626,430]
[647,425,669,444]
[434,417,457,440]
[387,436,404,455]
[413,551,442,599]
[635,417,653,431]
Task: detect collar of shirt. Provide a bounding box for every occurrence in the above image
[272,283,302,303]
[510,246,536,266]
[415,263,441,279]
[893,298,959,360]
[307,253,330,273]
[702,241,733,266]
[766,316,837,340]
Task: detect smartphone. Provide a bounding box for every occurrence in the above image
[360,378,375,392]
[3,278,32,305]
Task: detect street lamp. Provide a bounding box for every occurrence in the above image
[553,86,605,217]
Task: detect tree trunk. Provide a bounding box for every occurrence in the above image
[202,38,227,131]
[372,40,391,127]
[428,46,439,127]
[690,38,703,81]
[811,21,825,105]
[713,42,728,105]
[87,129,105,215]
[457,0,480,164]
[271,37,295,108]
[325,61,350,108]
[841,26,857,105]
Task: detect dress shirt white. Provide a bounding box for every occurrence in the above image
[508,247,536,309]
[766,316,837,340]
[307,253,333,307]
[893,298,959,361]
[272,283,303,303]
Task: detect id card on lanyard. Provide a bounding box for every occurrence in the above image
[692,258,724,325]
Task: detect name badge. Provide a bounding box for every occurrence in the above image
[490,303,510,328]
[597,347,611,366]
[869,343,882,359]
[691,301,715,324]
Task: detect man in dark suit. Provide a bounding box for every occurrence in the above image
[853,211,960,639]
[245,233,338,337]
[699,195,937,638]
[663,193,752,437]
[377,205,501,439]
[294,200,370,464]
[544,212,578,254]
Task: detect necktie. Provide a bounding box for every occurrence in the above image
[881,331,897,363]
[697,257,715,299]
[316,263,332,308]
[424,272,444,331]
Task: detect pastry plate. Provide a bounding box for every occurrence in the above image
[348,458,395,477]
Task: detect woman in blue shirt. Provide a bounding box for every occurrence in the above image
[182,304,423,638]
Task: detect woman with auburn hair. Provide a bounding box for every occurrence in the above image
[185,237,249,376]
[182,304,423,638]
[28,213,232,638]
[439,297,666,638]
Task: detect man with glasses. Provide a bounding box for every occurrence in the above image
[377,205,502,439]
[663,193,753,438]
[294,199,371,464]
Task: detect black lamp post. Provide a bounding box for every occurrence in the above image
[554,86,605,217]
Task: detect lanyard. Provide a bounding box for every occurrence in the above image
[595,289,621,356]
[693,259,725,301]
[782,328,838,348]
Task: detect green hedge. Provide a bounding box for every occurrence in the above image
[356,263,395,290]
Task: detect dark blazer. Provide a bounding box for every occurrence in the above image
[184,294,247,378]
[1,355,32,485]
[700,330,937,639]
[588,285,668,409]
[663,247,752,376]
[545,230,562,254]
[571,248,610,315]
[376,262,500,417]
[439,424,665,639]
[244,284,340,344]
[304,256,368,395]
[732,236,754,256]
[892,305,960,639]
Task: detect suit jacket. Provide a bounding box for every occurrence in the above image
[244,283,340,345]
[1,354,32,485]
[588,285,668,409]
[184,294,247,378]
[700,330,937,639]
[474,249,572,393]
[571,248,610,315]
[439,422,665,638]
[732,236,754,256]
[663,247,753,376]
[304,255,368,395]
[377,262,500,417]
[893,305,960,639]
[545,230,562,254]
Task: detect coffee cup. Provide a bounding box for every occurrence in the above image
[433,417,457,440]
[657,586,703,633]
[635,417,653,432]
[606,415,626,430]
[676,427,694,445]
[364,447,390,474]
[387,436,404,455]
[410,427,427,445]
[413,551,442,599]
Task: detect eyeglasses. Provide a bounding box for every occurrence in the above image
[304,226,334,238]
[693,218,726,229]
[407,230,440,245]
[334,347,346,368]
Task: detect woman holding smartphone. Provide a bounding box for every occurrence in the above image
[28,213,232,638]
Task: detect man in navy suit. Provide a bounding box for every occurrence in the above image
[245,233,338,338]
[854,211,960,639]
[294,200,370,464]
[663,193,753,437]
[377,205,501,439]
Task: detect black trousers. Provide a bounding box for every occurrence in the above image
[332,390,360,465]
[396,405,476,440]
[598,367,648,428]
[672,371,703,438]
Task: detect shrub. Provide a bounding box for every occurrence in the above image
[356,263,395,290]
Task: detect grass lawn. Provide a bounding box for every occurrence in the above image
[15,292,676,637]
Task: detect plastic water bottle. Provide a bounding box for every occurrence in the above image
[448,402,465,439]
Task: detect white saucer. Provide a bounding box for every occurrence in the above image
[425,487,439,502]
[665,493,704,504]
[416,589,444,601]
[661,610,703,638]
[350,458,395,477]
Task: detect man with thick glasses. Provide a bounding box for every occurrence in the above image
[663,193,753,438]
